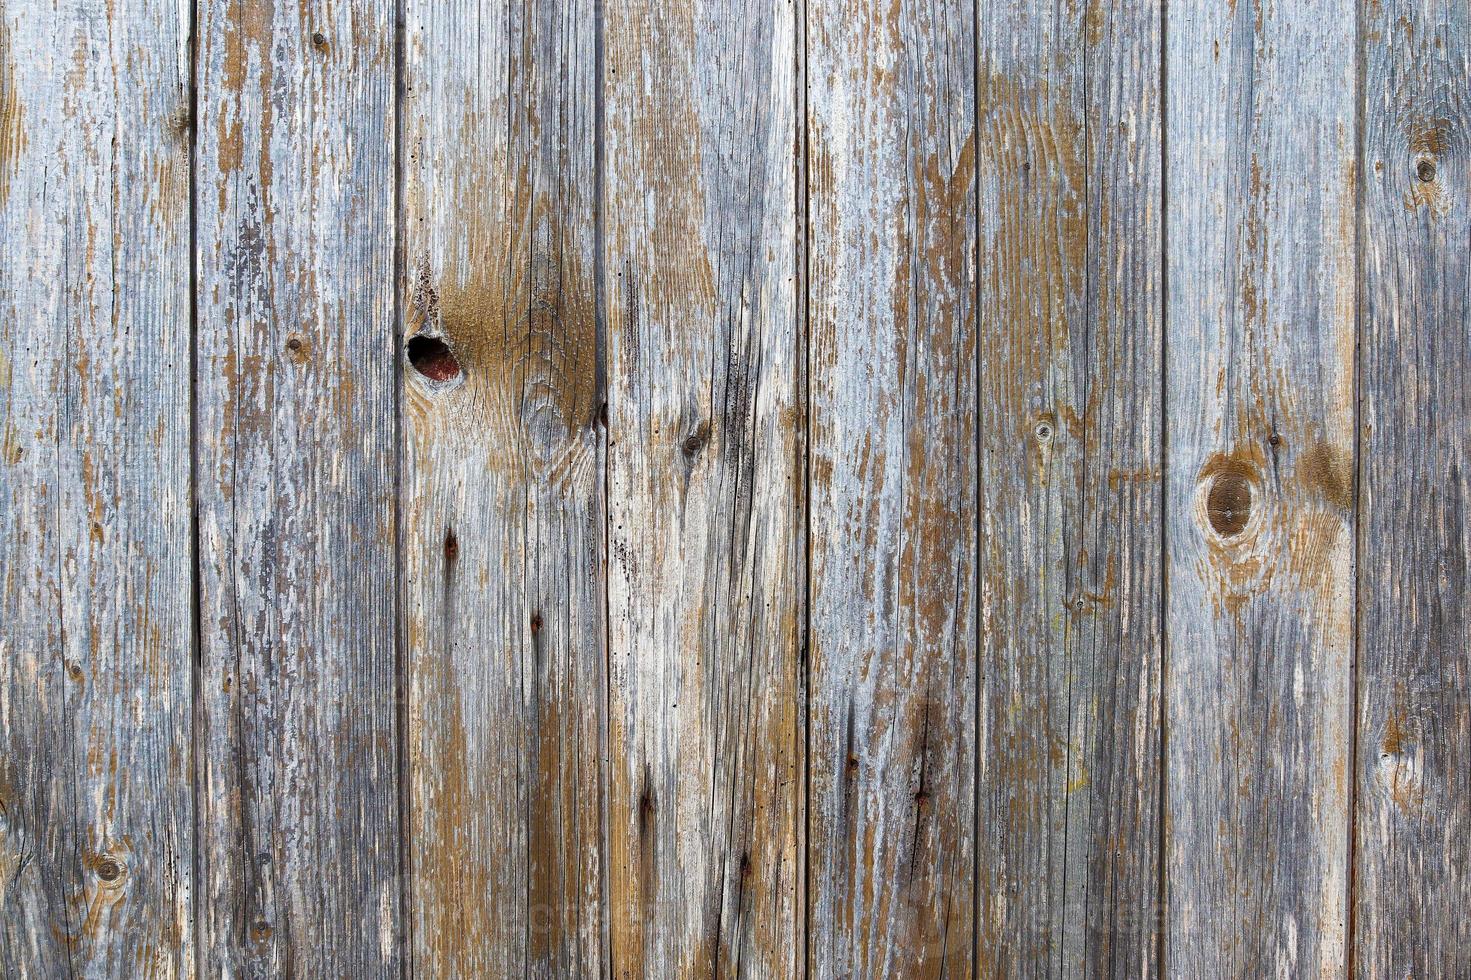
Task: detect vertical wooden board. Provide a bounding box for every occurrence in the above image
[195,3,400,974]
[974,0,1163,973]
[1356,0,1471,974]
[1165,0,1356,974]
[400,0,603,975]
[602,0,803,974]
[806,0,976,975]
[0,2,194,975]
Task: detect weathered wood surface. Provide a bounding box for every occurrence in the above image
[0,2,194,976]
[5,2,1471,976]
[976,0,1163,974]
[1165,0,1357,974]
[602,0,804,974]
[195,2,401,975]
[400,0,604,974]
[806,0,976,975]
[1355,0,1471,975]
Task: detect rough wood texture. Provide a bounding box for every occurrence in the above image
[806,0,977,974]
[601,0,805,974]
[975,0,1163,974]
[400,0,604,975]
[0,3,194,975]
[194,3,401,974]
[1165,0,1356,973]
[1355,0,1471,974]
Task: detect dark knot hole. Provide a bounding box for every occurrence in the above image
[407,334,462,383]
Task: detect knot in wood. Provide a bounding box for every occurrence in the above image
[407,334,462,384]
[1206,469,1252,538]
[1416,157,1437,183]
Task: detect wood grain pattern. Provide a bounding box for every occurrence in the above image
[601,0,804,974]
[1165,0,1356,973]
[805,0,977,975]
[1355,0,1471,973]
[400,0,604,975]
[194,2,401,974]
[0,3,194,975]
[975,0,1163,974]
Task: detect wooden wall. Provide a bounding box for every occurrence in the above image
[0,0,1467,976]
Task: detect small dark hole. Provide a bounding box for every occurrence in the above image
[311,31,328,48]
[1207,471,1252,538]
[407,335,461,383]
[1417,158,1437,183]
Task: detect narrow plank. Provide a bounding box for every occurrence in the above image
[194,4,401,973]
[805,0,976,974]
[602,0,804,973]
[0,3,193,975]
[1355,0,1471,973]
[1164,0,1356,973]
[400,0,604,974]
[974,0,1163,973]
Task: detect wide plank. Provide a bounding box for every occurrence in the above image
[1355,0,1471,973]
[399,0,604,974]
[194,4,402,973]
[601,0,805,973]
[0,4,193,975]
[1164,0,1356,973]
[975,0,1164,973]
[806,0,977,975]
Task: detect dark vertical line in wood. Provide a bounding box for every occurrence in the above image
[392,0,411,974]
[806,0,817,959]
[594,0,611,974]
[1156,0,1170,974]
[970,2,981,976]
[187,0,204,975]
[1346,0,1365,975]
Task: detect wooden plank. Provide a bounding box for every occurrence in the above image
[194,4,401,974]
[0,3,194,976]
[1355,0,1471,973]
[805,0,976,974]
[601,0,804,973]
[1164,0,1356,973]
[974,0,1163,973]
[399,0,604,974]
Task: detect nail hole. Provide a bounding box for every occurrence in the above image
[407,334,461,383]
[311,31,328,48]
[1206,470,1252,538]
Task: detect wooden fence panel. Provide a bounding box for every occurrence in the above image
[1356,0,1471,974]
[601,0,805,974]
[194,3,401,974]
[0,4,193,975]
[400,0,604,975]
[1164,0,1357,974]
[806,0,977,975]
[975,0,1163,974]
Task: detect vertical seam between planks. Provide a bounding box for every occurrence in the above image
[1155,0,1170,975]
[970,0,982,973]
[1345,0,1366,972]
[594,0,612,971]
[392,0,412,974]
[799,0,812,970]
[187,0,204,974]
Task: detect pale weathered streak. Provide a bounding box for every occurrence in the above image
[1165,0,1356,973]
[602,0,804,974]
[401,0,604,975]
[0,2,194,976]
[1355,0,1471,974]
[975,0,1163,974]
[195,3,401,974]
[806,0,977,975]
